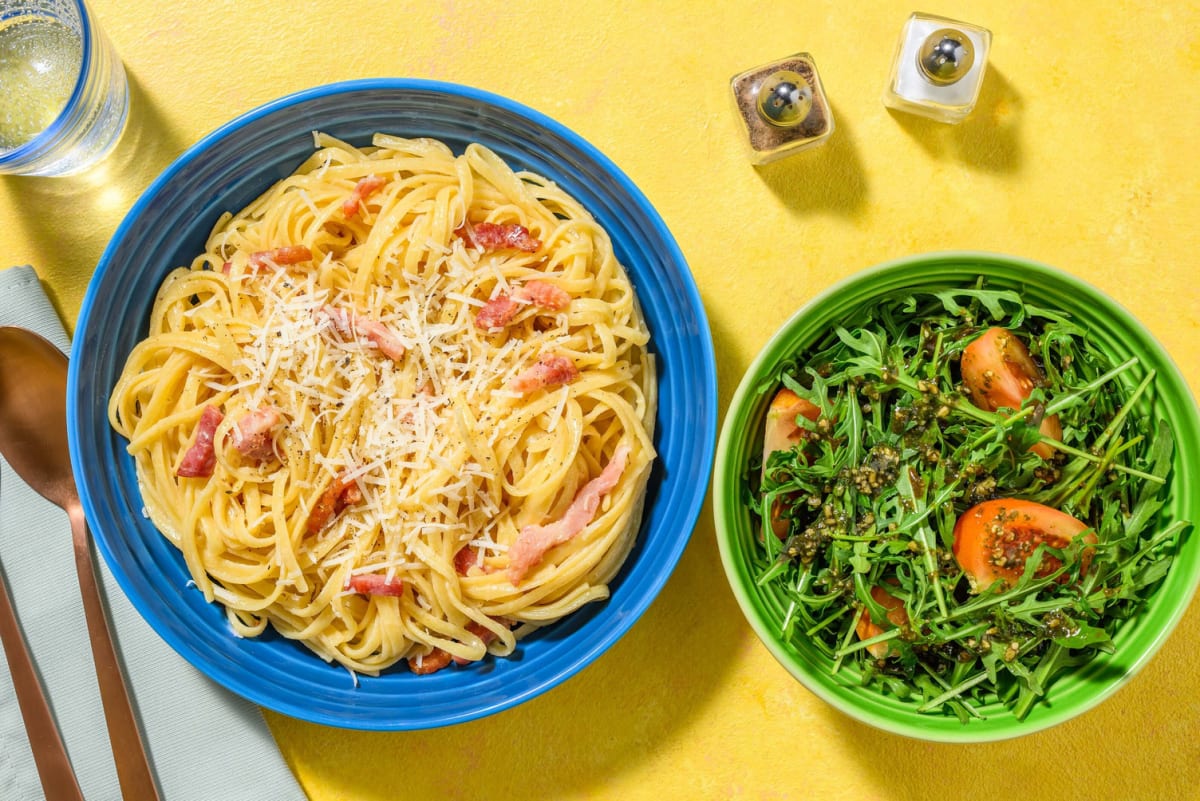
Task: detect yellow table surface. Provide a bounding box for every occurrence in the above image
[4,2,1199,799]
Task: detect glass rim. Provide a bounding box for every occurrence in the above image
[0,0,95,168]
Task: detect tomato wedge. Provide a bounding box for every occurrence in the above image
[855,584,909,659]
[761,388,821,473]
[761,388,822,538]
[953,498,1095,591]
[960,327,1062,458]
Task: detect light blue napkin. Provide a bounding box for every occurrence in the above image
[0,265,308,801]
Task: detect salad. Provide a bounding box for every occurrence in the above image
[748,282,1187,722]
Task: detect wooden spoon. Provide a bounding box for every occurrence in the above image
[0,326,160,801]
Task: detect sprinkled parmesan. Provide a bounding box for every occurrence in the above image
[224,234,576,575]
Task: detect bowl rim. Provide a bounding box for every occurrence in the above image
[714,249,1200,742]
[68,78,718,729]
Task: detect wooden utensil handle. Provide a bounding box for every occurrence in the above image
[69,505,161,801]
[0,566,85,801]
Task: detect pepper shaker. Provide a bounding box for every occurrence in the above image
[731,53,834,165]
[883,12,991,123]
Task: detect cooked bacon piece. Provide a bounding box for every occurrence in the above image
[509,354,579,394]
[342,175,388,219]
[517,279,570,310]
[176,405,224,478]
[354,319,405,361]
[321,304,353,334]
[452,621,507,665]
[471,221,541,253]
[453,544,497,576]
[507,445,630,584]
[248,245,312,270]
[321,304,405,361]
[232,406,281,461]
[346,573,404,597]
[306,473,363,535]
[408,648,453,675]
[454,545,480,575]
[404,617,512,673]
[475,280,571,331]
[475,294,521,330]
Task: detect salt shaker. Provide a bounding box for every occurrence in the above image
[731,53,834,165]
[883,12,991,123]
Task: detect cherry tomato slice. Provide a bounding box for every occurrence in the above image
[953,498,1095,591]
[761,388,821,472]
[761,388,822,538]
[960,327,1062,458]
[855,584,909,659]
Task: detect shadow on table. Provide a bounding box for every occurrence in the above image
[753,100,869,220]
[0,71,189,324]
[887,66,1024,174]
[269,509,750,800]
[748,67,1021,226]
[829,598,1200,801]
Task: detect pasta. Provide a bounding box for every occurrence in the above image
[109,133,656,675]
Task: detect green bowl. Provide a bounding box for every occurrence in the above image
[713,251,1200,742]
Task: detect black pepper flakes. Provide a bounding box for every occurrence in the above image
[730,53,835,165]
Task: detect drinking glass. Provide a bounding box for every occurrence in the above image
[0,0,128,176]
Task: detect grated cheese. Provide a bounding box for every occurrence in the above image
[227,242,559,581]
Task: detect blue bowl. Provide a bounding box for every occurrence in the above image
[68,79,717,730]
